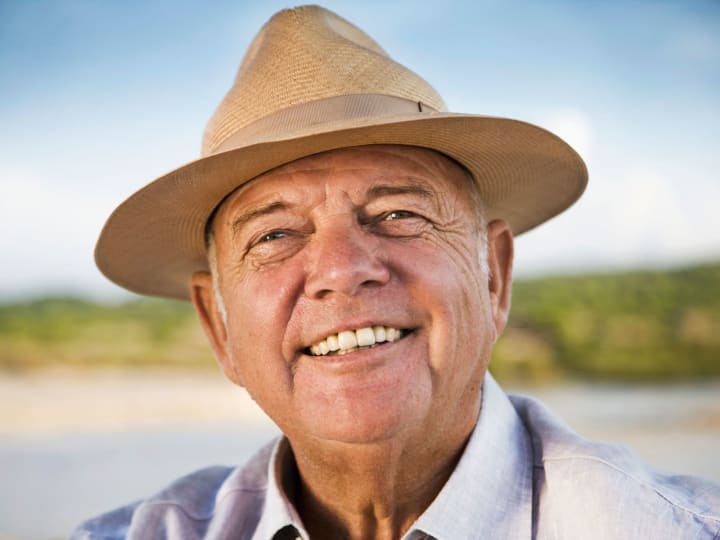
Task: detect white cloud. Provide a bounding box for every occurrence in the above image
[540,108,593,160]
[610,169,689,251]
[0,167,123,299]
[600,165,720,263]
[515,162,720,277]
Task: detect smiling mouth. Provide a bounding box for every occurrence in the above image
[306,326,407,357]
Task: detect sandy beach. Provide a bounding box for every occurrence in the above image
[0,368,275,436]
[2,368,720,439]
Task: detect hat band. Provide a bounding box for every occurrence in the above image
[212,93,439,155]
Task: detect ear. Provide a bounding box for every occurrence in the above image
[190,271,241,385]
[485,219,514,341]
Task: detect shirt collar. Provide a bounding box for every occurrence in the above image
[255,372,533,540]
[406,372,534,539]
[252,438,309,540]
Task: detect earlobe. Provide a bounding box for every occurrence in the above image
[190,271,237,383]
[486,220,514,341]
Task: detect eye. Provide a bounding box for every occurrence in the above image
[368,208,429,238]
[384,210,416,221]
[257,230,288,243]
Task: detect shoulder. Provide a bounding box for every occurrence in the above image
[70,440,276,540]
[509,393,720,539]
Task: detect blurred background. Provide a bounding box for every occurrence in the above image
[1,1,718,538]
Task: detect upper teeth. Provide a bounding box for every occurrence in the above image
[309,326,403,356]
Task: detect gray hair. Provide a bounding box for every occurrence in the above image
[206,236,228,327]
[461,168,490,277]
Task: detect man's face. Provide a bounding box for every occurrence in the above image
[193,145,512,448]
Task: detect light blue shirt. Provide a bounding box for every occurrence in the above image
[71,374,720,539]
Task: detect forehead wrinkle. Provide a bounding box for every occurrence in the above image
[224,163,449,239]
[312,175,442,218]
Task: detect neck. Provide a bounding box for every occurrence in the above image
[285,415,477,540]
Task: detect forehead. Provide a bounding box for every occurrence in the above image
[214,145,470,218]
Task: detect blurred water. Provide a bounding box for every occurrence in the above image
[1,382,718,540]
[511,381,720,481]
[0,424,280,540]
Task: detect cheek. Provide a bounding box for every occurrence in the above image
[397,237,492,370]
[224,259,303,333]
[404,233,489,319]
[220,264,304,388]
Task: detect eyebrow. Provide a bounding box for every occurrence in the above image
[229,181,436,235]
[231,201,291,236]
[366,181,435,202]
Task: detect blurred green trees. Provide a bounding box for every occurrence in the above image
[1,264,718,381]
[0,296,212,370]
[492,263,720,381]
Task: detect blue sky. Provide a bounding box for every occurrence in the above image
[1,0,719,299]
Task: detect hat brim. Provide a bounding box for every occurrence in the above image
[95,112,587,300]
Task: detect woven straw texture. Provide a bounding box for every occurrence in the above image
[95,5,587,299]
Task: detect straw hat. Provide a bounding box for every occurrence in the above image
[95,4,587,300]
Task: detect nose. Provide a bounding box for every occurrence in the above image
[304,219,391,299]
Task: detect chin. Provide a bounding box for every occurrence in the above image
[308,417,415,446]
[303,390,432,446]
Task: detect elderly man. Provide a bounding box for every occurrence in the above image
[74,5,719,540]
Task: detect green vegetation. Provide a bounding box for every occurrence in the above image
[492,263,720,382]
[1,263,719,381]
[0,296,213,371]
